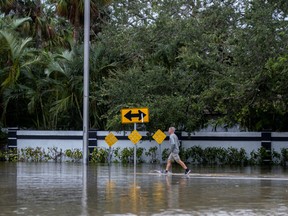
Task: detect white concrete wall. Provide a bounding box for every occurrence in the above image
[13,130,288,162]
[17,130,83,151]
[181,132,261,154]
[271,132,288,153]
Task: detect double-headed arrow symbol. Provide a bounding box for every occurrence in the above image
[121,107,149,124]
[124,110,146,121]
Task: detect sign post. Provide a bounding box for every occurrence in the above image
[122,107,148,172]
[152,129,167,164]
[134,123,137,172]
[105,132,118,165]
[128,125,142,170]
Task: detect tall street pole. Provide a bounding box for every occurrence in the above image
[83,0,90,164]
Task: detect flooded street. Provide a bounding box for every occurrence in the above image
[0,162,288,216]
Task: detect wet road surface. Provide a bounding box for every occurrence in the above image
[0,163,288,215]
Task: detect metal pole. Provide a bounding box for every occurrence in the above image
[81,165,87,215]
[108,147,112,165]
[83,0,90,164]
[134,123,136,173]
[159,144,162,164]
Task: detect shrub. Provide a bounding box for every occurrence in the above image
[120,147,134,164]
[145,146,159,163]
[46,147,63,162]
[227,147,248,165]
[90,147,109,163]
[186,146,204,164]
[162,148,170,162]
[280,148,288,166]
[18,147,47,162]
[65,149,83,162]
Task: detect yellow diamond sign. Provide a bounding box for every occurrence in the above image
[128,130,142,144]
[152,129,167,144]
[105,132,118,147]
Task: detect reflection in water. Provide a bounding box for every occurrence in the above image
[0,163,17,214]
[0,163,288,215]
[15,163,84,215]
[81,165,87,216]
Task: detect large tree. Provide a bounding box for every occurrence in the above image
[2,0,288,132]
[0,0,73,50]
[51,0,111,45]
[216,0,288,131]
[0,17,41,127]
[98,0,238,131]
[98,0,288,132]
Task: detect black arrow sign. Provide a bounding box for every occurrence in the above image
[124,110,146,121]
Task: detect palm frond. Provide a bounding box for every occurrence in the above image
[10,17,32,29]
[50,95,72,115]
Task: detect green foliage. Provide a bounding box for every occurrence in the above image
[0,148,17,162]
[280,148,288,166]
[226,147,248,166]
[249,147,271,165]
[0,129,7,149]
[186,146,204,164]
[120,147,134,164]
[90,147,109,163]
[2,0,288,132]
[64,149,83,162]
[136,147,145,163]
[18,147,48,162]
[89,146,146,164]
[162,148,170,162]
[183,146,248,166]
[111,147,121,163]
[6,148,18,162]
[99,0,288,132]
[160,146,249,166]
[119,147,145,164]
[0,145,287,166]
[202,147,219,165]
[145,146,159,163]
[46,147,63,162]
[0,151,4,161]
[0,129,6,139]
[272,150,281,165]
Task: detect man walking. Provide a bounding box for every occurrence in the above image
[163,127,191,175]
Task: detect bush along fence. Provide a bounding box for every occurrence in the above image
[0,147,82,163]
[1,146,288,166]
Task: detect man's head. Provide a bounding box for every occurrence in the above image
[168,127,176,134]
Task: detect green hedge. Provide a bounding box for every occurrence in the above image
[1,146,288,166]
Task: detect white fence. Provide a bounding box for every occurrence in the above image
[7,129,288,162]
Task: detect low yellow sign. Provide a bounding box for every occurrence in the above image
[152,129,167,144]
[121,107,149,124]
[105,132,118,147]
[128,130,142,144]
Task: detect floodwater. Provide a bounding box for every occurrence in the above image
[0,163,288,216]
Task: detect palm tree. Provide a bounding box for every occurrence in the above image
[40,6,73,51]
[0,17,41,127]
[52,0,111,45]
[0,17,38,89]
[44,50,84,129]
[0,0,73,50]
[0,0,42,46]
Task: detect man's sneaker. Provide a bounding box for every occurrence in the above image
[185,169,191,175]
[162,170,168,174]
